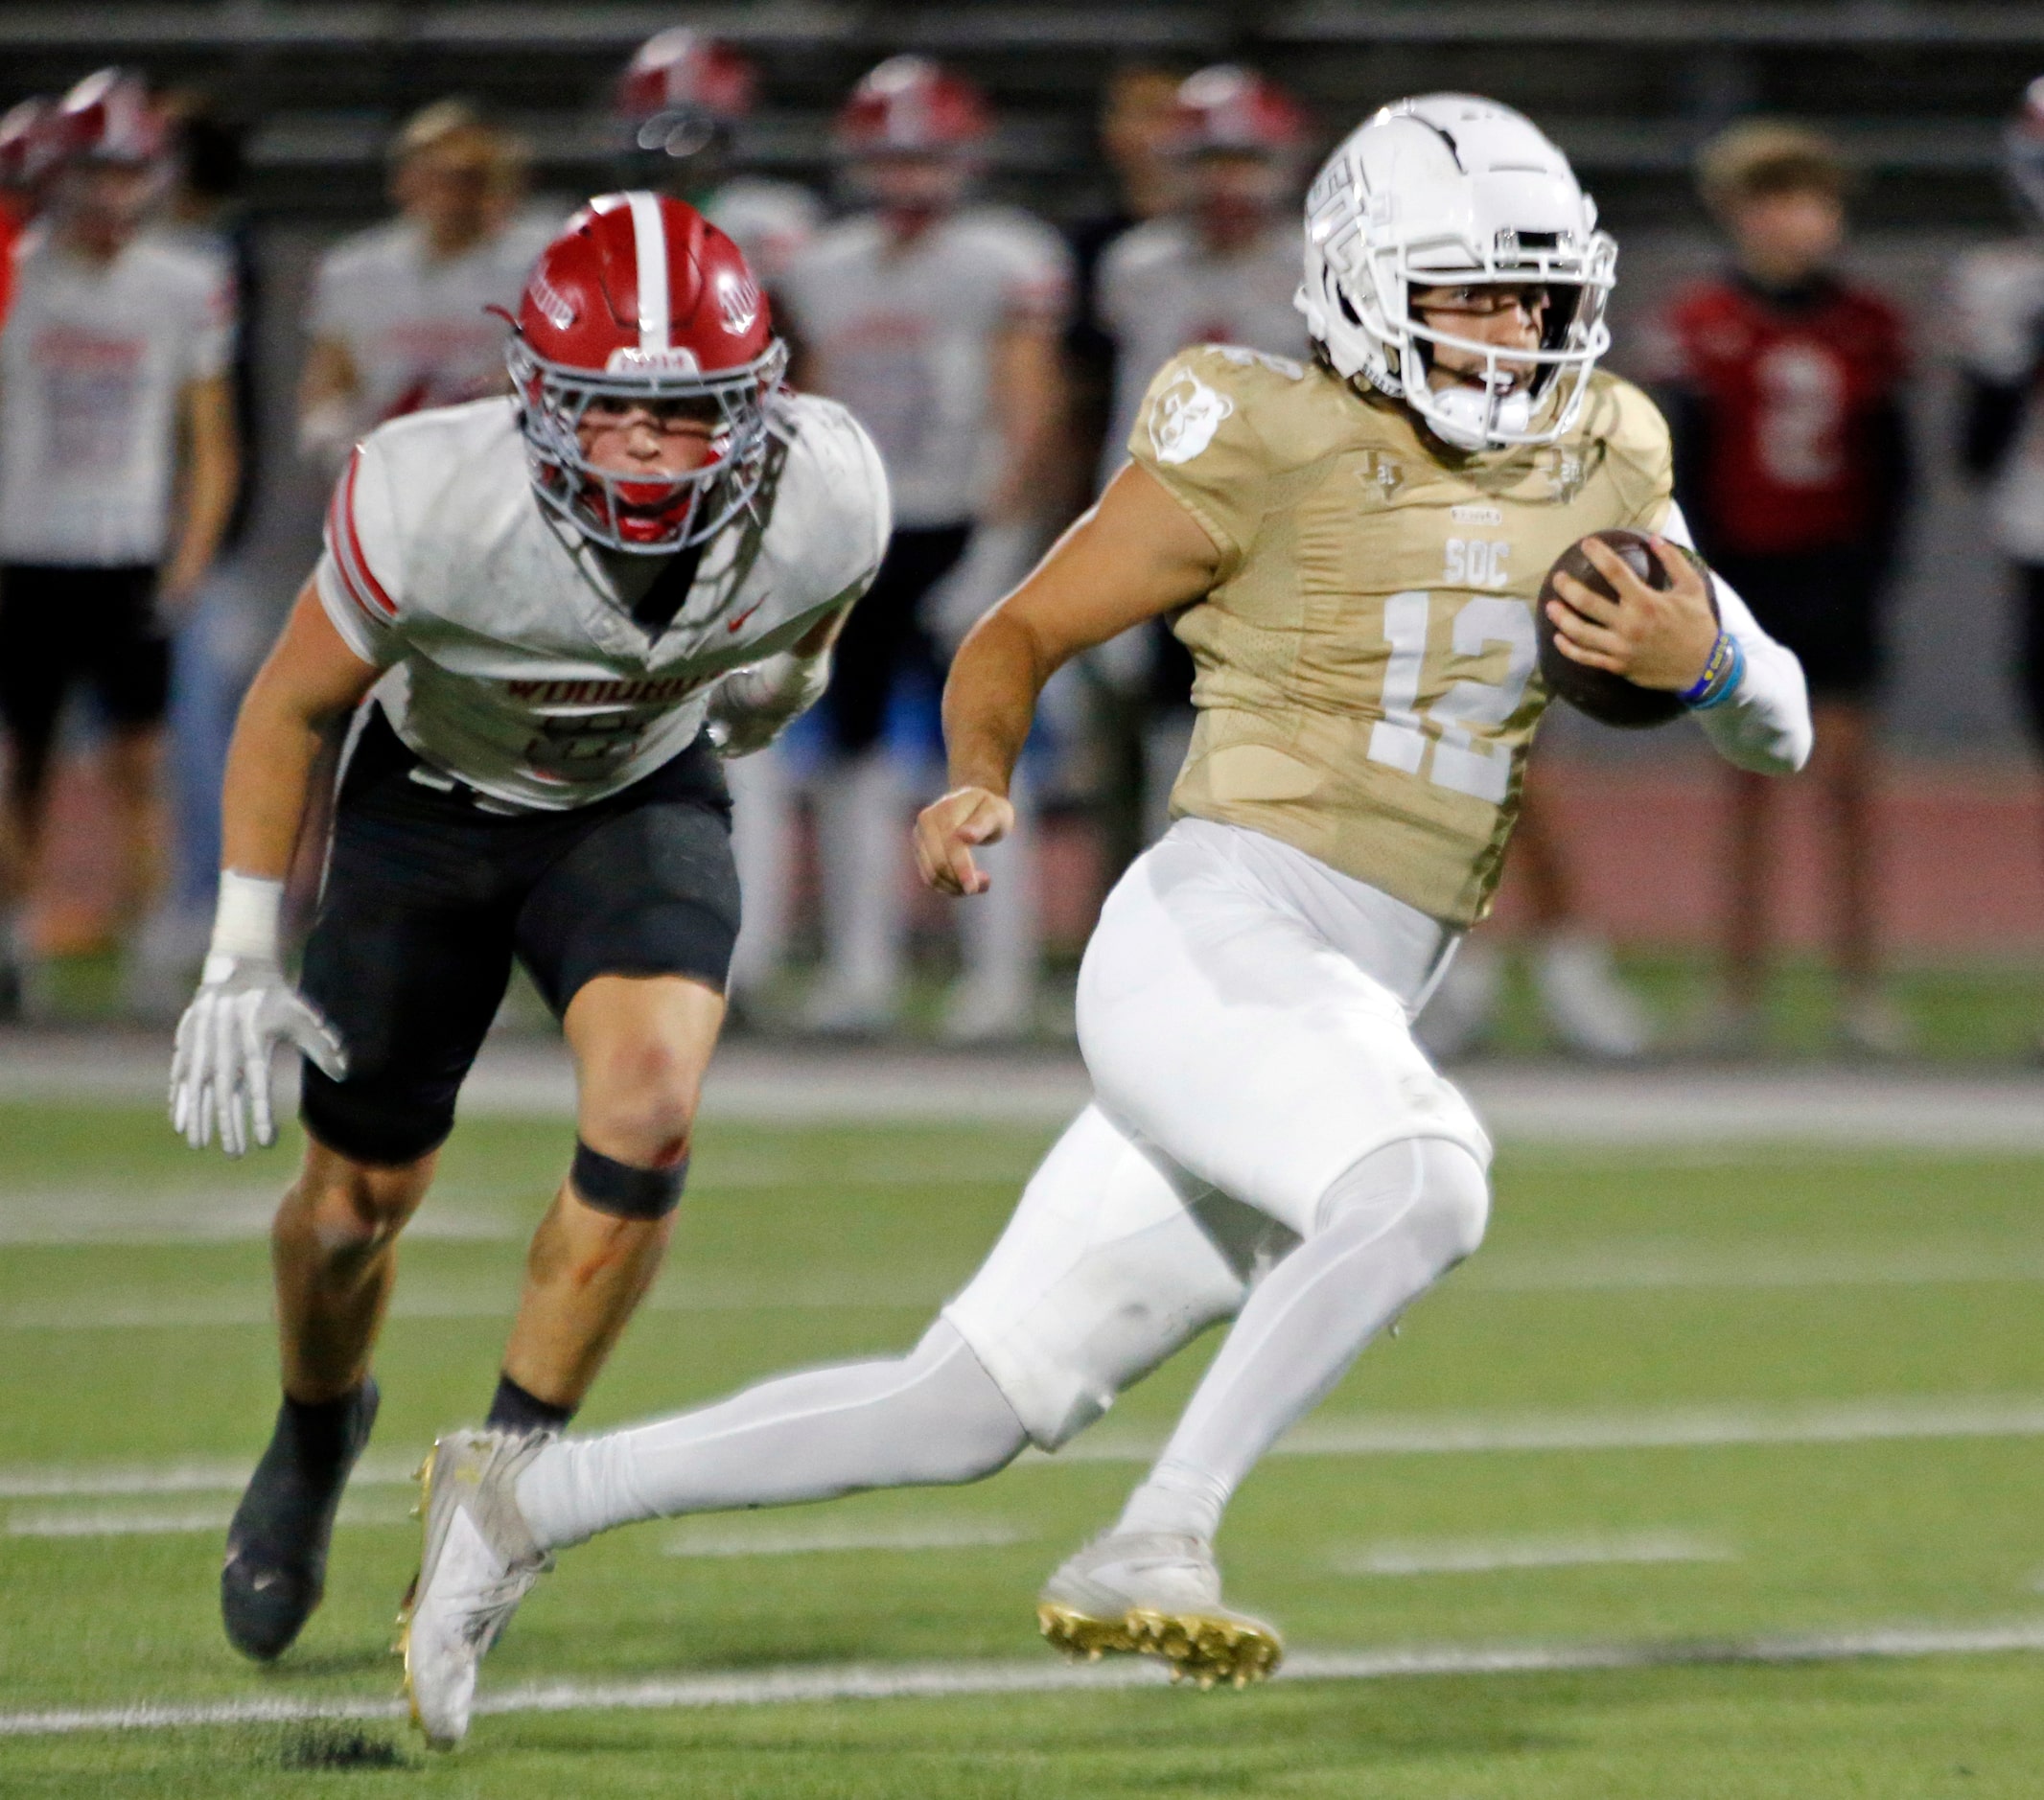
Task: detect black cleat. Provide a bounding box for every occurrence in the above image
[221,1378,380,1662]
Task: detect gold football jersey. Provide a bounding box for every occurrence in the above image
[1129,345,1676,926]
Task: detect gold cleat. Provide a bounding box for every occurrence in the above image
[1037,1568,1283,1689]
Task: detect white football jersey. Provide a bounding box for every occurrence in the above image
[705,177,823,288]
[1954,241,2044,563]
[307,210,561,429]
[779,204,1072,527]
[0,224,233,565]
[1095,217,1306,492]
[315,392,890,812]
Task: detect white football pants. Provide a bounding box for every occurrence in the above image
[517,819,1492,1550]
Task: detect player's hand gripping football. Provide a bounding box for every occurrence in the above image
[915,787,1016,897]
[169,954,348,1157]
[1545,535,1720,691]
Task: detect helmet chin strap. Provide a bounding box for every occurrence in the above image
[1421,381,1532,451]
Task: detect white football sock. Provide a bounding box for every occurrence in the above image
[515,1320,1028,1551]
[1114,1137,1489,1544]
[724,747,795,999]
[811,750,906,1008]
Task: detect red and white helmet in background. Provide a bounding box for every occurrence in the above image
[1168,65,1310,159]
[832,56,990,158]
[0,97,59,195]
[505,192,786,554]
[617,29,756,167]
[2005,75,2044,228]
[52,67,166,169]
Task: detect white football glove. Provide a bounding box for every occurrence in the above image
[706,648,832,758]
[170,953,347,1156]
[167,872,348,1157]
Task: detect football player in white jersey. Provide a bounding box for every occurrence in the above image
[1957,77,2044,1008]
[778,56,1072,1040]
[0,69,239,1017]
[397,99,1811,1748]
[297,102,558,471]
[166,195,888,1665]
[614,28,825,1005]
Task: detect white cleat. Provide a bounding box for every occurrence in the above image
[1036,1531,1282,1689]
[1534,935,1651,1060]
[1839,988,1915,1059]
[1415,940,1501,1061]
[799,975,896,1038]
[938,976,1035,1045]
[399,1429,552,1750]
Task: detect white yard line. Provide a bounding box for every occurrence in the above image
[1332,1531,1733,1577]
[3,1619,2043,1738]
[9,1393,2044,1506]
[663,1521,1026,1558]
[5,1498,414,1538]
[1054,1393,2044,1463]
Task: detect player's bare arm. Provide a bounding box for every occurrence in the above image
[917,461,1219,896]
[161,371,240,613]
[221,582,382,879]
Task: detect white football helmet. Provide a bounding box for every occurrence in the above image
[1296,94,1615,450]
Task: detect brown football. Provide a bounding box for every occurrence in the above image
[1535,529,1717,729]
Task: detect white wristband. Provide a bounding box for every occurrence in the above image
[210,870,285,963]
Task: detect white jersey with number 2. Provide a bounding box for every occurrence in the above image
[315,391,889,811]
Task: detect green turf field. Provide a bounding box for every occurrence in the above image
[1,1099,2040,1796]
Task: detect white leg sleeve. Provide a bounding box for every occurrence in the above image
[1117,1136,1490,1543]
[724,747,794,999]
[811,749,906,1006]
[515,1320,1029,1552]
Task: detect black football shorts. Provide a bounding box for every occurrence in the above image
[0,563,171,794]
[1709,549,1885,703]
[298,706,739,1166]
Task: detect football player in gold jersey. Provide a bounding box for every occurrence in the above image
[398,97,1811,1743]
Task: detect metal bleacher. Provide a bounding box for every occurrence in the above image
[1,1,2038,225]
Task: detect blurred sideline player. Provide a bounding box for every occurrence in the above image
[615,28,824,1007]
[0,96,58,328]
[1957,76,2044,1051]
[131,98,269,1012]
[166,195,887,1664]
[1661,123,1913,1054]
[1092,64,1311,849]
[297,101,556,472]
[1064,63,1196,877]
[399,98,1811,1747]
[778,57,1071,1039]
[0,70,239,1015]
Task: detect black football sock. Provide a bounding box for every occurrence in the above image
[487,1373,575,1437]
[281,1388,369,1471]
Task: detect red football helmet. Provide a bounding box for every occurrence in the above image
[52,67,165,169]
[505,192,786,554]
[2007,74,2044,226]
[1168,65,1310,158]
[833,56,989,157]
[617,29,755,169]
[0,97,58,194]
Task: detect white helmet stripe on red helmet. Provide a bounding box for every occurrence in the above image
[625,189,671,352]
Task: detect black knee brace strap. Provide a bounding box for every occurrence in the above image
[570,1141,687,1219]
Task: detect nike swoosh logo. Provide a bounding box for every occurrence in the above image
[728,595,769,634]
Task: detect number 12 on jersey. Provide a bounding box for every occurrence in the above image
[1367,589,1536,805]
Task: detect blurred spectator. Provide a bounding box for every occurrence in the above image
[616,27,821,290]
[1063,62,1194,882]
[1956,79,2044,1048]
[296,100,554,471]
[0,70,239,1015]
[0,97,58,329]
[128,96,264,1012]
[615,30,824,1011]
[1659,121,1913,1054]
[1090,65,1312,849]
[779,57,1071,1039]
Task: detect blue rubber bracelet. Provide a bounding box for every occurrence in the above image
[1687,634,1746,711]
